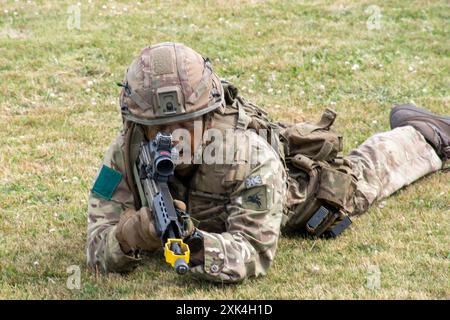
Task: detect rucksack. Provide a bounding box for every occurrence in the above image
[222,81,356,238]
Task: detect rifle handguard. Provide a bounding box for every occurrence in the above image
[164,239,190,275]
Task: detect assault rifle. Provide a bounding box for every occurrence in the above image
[137,132,191,275]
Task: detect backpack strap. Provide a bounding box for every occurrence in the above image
[313,140,335,161]
[237,101,252,130]
[316,108,337,130]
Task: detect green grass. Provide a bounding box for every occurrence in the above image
[0,0,449,299]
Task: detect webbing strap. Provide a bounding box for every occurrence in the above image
[187,58,213,104]
[316,108,337,129]
[313,140,334,160]
[237,102,251,130]
[129,89,153,111]
[174,43,192,100]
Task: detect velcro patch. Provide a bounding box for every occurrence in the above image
[151,46,175,75]
[245,175,262,189]
[91,165,123,200]
[241,186,267,211]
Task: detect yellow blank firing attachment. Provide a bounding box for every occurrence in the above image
[164,239,190,275]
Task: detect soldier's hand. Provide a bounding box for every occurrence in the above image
[115,207,160,254]
[173,199,195,238]
[173,199,204,266]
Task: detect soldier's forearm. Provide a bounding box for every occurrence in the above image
[87,225,141,274]
[189,230,266,283]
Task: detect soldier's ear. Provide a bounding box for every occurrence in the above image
[145,125,156,140]
[203,113,213,130]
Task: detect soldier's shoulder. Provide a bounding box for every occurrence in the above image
[112,130,127,147]
[234,129,281,166]
[104,130,127,154]
[101,130,128,169]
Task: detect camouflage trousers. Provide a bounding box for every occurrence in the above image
[347,125,443,215]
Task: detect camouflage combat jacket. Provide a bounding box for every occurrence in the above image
[86,106,288,283]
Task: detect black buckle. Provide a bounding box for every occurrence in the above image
[325,216,352,238]
[306,206,330,233]
[306,205,352,238]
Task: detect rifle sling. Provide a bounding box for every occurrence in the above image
[124,121,142,210]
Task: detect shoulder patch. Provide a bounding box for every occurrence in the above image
[245,175,262,189]
[91,165,123,200]
[242,186,267,211]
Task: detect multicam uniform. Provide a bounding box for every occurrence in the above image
[86,109,442,283]
[348,125,442,215]
[86,42,443,283]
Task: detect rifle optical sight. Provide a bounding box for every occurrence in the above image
[150,133,175,177]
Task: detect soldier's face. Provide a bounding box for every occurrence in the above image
[146,117,203,152]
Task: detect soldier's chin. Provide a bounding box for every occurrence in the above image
[175,162,195,172]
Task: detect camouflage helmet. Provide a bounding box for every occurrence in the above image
[119,42,224,125]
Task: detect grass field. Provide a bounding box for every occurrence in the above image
[0,0,449,299]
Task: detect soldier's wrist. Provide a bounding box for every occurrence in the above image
[118,241,133,255]
[116,234,142,258]
[184,229,203,250]
[116,215,133,254]
[184,229,204,266]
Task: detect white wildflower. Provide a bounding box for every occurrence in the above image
[351,63,360,71]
